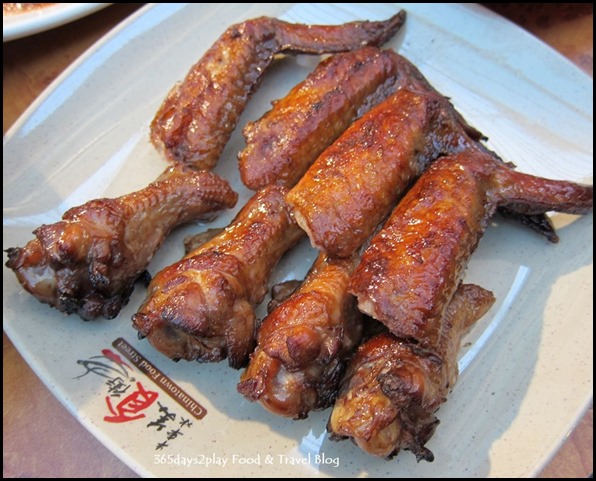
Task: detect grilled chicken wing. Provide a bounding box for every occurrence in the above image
[286,85,484,258]
[239,47,420,190]
[151,11,406,171]
[237,253,362,419]
[5,166,238,320]
[350,149,593,350]
[132,186,305,368]
[328,284,496,461]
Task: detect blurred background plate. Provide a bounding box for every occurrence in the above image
[3,3,111,42]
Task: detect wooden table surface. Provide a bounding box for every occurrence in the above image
[3,3,593,478]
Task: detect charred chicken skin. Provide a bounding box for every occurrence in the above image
[350,149,593,350]
[328,284,496,461]
[286,84,484,258]
[132,186,305,368]
[239,47,419,190]
[5,166,238,320]
[151,11,406,171]
[237,253,362,419]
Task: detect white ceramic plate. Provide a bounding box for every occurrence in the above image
[3,3,111,42]
[3,3,593,478]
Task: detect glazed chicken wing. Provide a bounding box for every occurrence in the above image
[328,284,496,461]
[5,166,238,320]
[151,11,406,171]
[350,149,593,350]
[132,186,305,368]
[286,84,484,258]
[237,253,362,419]
[239,47,420,190]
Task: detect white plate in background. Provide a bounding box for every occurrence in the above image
[3,3,111,41]
[3,3,593,477]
